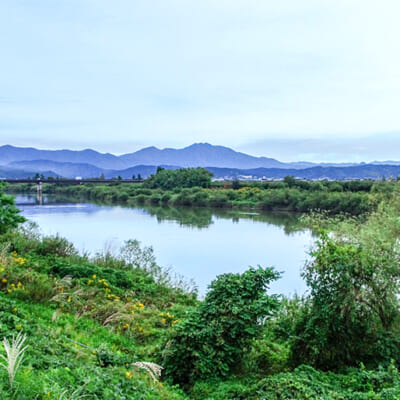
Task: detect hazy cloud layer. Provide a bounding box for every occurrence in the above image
[239,133,400,162]
[0,1,399,160]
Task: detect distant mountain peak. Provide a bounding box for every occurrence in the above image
[138,145,160,151]
[186,142,229,150]
[186,142,213,148]
[118,142,288,169]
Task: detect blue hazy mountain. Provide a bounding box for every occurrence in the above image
[9,160,104,178]
[0,145,123,169]
[118,143,307,169]
[1,143,400,180]
[0,143,313,170]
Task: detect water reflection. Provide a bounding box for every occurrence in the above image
[15,194,306,233]
[15,193,313,296]
[139,205,305,234]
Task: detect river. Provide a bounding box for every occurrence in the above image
[16,194,313,296]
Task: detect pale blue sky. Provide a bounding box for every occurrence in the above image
[0,0,399,161]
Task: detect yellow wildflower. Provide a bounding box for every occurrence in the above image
[125,371,133,379]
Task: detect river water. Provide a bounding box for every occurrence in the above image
[16,194,313,296]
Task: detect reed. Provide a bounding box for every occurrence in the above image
[0,331,28,388]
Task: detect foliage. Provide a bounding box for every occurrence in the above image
[0,184,25,234]
[7,177,394,215]
[144,167,213,190]
[163,267,280,386]
[191,363,400,400]
[0,293,187,399]
[292,201,400,369]
[36,235,78,257]
[0,223,198,398]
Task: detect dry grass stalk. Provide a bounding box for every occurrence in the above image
[0,332,28,388]
[102,302,133,326]
[133,361,163,382]
[0,243,11,266]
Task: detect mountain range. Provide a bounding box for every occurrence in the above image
[0,143,399,180]
[0,143,314,170]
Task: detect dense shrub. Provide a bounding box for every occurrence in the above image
[0,184,25,234]
[35,235,78,258]
[191,363,400,399]
[144,167,213,190]
[7,176,389,215]
[163,267,280,386]
[292,203,400,369]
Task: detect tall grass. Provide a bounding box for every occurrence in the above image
[0,332,28,388]
[133,361,163,382]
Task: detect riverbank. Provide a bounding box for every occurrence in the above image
[7,176,396,215]
[2,184,400,398]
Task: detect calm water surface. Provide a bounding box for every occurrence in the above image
[16,195,313,296]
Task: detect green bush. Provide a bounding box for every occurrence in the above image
[0,184,25,234]
[191,363,400,400]
[163,267,280,386]
[292,219,400,369]
[145,168,213,190]
[35,235,78,258]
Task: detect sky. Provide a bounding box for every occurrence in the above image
[0,0,399,162]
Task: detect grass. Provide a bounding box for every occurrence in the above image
[0,226,193,399]
[0,331,28,388]
[1,201,400,398]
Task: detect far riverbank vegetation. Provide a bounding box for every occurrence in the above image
[6,167,400,215]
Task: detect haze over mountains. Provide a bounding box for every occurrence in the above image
[0,143,311,170]
[0,143,399,180]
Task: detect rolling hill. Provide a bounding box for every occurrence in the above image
[1,143,400,180]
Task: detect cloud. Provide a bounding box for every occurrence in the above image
[239,133,400,162]
[0,0,399,159]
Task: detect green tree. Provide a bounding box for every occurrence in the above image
[0,184,25,234]
[292,206,400,369]
[232,179,240,190]
[283,175,296,188]
[144,167,213,190]
[163,266,280,386]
